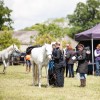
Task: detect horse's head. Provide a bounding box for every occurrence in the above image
[13,44,20,53]
[44,44,52,60]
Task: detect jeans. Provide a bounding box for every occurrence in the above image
[68,64,74,77]
[95,60,100,76]
[80,73,86,79]
[26,60,31,67]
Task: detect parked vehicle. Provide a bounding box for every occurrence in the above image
[10,51,21,65]
[20,52,26,66]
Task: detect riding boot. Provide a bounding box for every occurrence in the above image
[79,79,84,87]
[83,79,86,87]
[80,79,82,87]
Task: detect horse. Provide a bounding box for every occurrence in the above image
[31,44,52,88]
[0,44,20,73]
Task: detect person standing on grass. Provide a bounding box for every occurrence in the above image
[75,44,88,87]
[94,44,100,76]
[65,44,70,77]
[25,54,31,73]
[53,42,65,87]
[65,44,75,78]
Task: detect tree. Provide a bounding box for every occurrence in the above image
[44,17,69,28]
[0,0,13,30]
[0,31,20,50]
[24,22,68,38]
[34,33,56,45]
[67,0,100,37]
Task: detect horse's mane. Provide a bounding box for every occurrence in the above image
[0,44,14,52]
[26,45,41,54]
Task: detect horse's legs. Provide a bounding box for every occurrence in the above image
[32,61,35,86]
[34,64,38,85]
[7,60,9,66]
[35,64,38,85]
[46,65,49,87]
[3,60,7,73]
[38,65,42,88]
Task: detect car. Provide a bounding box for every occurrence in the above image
[10,51,21,65]
[10,51,27,65]
[19,52,26,66]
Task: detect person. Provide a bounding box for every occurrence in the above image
[65,44,75,78]
[94,44,100,76]
[25,54,31,73]
[65,44,70,77]
[53,42,65,87]
[75,44,88,87]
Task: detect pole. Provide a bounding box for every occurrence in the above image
[91,38,94,75]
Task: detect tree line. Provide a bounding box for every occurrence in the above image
[23,0,100,43]
[0,0,100,49]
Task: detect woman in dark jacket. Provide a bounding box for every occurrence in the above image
[53,42,65,87]
[75,44,88,87]
[65,45,75,78]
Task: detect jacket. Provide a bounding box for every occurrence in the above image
[76,50,88,74]
[65,49,75,64]
[53,48,66,69]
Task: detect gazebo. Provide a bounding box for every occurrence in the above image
[75,23,100,74]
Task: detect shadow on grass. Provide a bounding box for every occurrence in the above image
[73,85,86,88]
[0,72,6,75]
[28,84,48,88]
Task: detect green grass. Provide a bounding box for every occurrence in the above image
[0,65,100,100]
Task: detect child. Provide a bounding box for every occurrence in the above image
[25,54,31,73]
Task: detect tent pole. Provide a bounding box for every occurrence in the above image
[91,38,94,75]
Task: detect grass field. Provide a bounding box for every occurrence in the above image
[0,65,100,100]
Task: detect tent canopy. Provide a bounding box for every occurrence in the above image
[75,23,100,74]
[75,23,100,41]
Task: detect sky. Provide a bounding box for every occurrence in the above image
[4,0,86,30]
